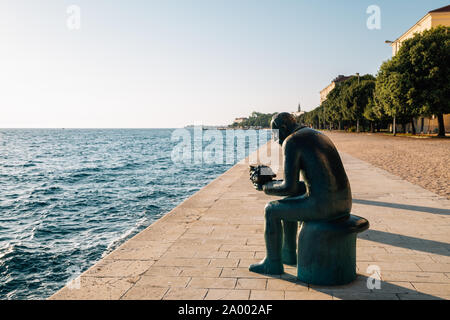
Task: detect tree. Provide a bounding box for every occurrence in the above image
[324,83,346,130]
[320,75,375,132]
[299,107,321,129]
[363,94,389,132]
[363,97,377,132]
[408,26,450,136]
[375,56,420,135]
[377,26,450,136]
[231,111,276,128]
[341,76,376,132]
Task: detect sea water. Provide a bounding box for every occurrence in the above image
[0,129,269,299]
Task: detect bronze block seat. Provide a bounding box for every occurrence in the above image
[297,214,369,286]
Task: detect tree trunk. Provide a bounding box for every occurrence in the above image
[410,118,416,135]
[437,113,445,137]
[370,122,374,133]
[338,120,342,130]
[393,116,396,136]
[356,119,360,133]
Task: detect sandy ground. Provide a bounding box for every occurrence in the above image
[324,132,450,199]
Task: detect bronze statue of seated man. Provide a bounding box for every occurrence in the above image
[249,112,355,276]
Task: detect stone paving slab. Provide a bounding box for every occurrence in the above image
[50,140,450,300]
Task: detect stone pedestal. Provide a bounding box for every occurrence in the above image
[297,214,369,285]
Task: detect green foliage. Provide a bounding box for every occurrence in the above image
[341,76,376,123]
[375,26,450,136]
[231,111,276,128]
[375,46,419,121]
[301,26,449,136]
[323,84,345,122]
[403,26,450,117]
[300,75,376,131]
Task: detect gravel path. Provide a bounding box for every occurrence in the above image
[324,132,450,199]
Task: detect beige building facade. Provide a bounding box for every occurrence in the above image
[320,75,351,104]
[233,117,247,124]
[320,83,336,105]
[390,5,450,56]
[402,114,450,135]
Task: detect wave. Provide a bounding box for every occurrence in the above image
[0,128,268,299]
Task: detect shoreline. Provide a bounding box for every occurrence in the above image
[50,140,450,300]
[48,147,265,300]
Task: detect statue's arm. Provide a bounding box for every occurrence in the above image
[263,139,302,197]
[264,180,306,196]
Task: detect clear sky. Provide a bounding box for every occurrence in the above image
[1,0,448,128]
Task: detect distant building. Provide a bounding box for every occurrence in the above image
[292,103,305,117]
[234,117,248,124]
[388,5,450,133]
[389,5,450,56]
[320,75,351,104]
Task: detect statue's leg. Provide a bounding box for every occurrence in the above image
[282,221,298,265]
[249,197,331,275]
[274,196,333,222]
[249,201,284,275]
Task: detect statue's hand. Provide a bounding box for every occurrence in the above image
[262,180,280,191]
[253,182,263,191]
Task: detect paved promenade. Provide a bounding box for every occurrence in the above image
[50,139,450,300]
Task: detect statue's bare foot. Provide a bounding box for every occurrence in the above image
[282,249,297,266]
[249,258,284,275]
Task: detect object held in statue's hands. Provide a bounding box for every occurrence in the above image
[249,165,276,189]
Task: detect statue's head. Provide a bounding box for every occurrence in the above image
[270,112,298,145]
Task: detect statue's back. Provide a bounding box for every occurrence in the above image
[290,128,352,202]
